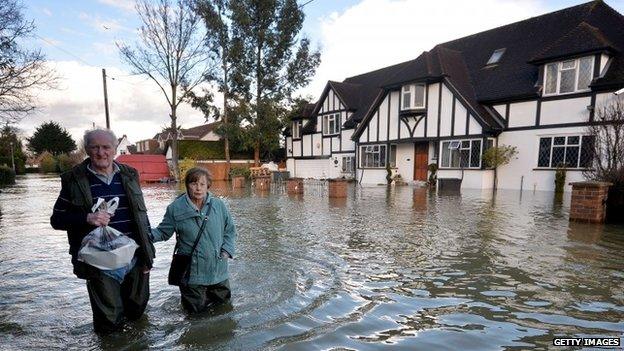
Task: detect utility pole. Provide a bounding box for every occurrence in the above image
[102,68,110,129]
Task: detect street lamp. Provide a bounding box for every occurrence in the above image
[9,141,15,173]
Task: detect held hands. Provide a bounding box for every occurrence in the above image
[87,211,111,227]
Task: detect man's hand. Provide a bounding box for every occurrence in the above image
[87,211,111,226]
[220,250,231,259]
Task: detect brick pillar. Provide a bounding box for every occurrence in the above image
[232,176,245,188]
[328,179,348,198]
[255,176,271,191]
[287,178,303,195]
[569,181,612,223]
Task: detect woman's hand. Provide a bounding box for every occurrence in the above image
[87,211,111,226]
[220,250,231,259]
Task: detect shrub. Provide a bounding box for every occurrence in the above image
[428,163,438,185]
[555,164,566,194]
[178,158,197,182]
[57,153,83,173]
[229,166,250,179]
[39,152,57,173]
[0,165,16,186]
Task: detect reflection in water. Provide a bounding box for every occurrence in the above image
[0,174,623,350]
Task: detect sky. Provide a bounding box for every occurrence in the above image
[19,0,624,145]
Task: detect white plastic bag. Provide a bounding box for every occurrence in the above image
[77,197,139,270]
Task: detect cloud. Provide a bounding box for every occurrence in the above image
[23,61,209,145]
[98,0,135,13]
[42,8,52,16]
[303,0,547,96]
[79,12,129,33]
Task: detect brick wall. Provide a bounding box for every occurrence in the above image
[569,181,612,223]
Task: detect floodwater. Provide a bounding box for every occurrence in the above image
[1,174,623,350]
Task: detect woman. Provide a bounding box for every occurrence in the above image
[151,167,237,313]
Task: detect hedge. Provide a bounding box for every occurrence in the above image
[0,165,16,187]
[177,140,253,160]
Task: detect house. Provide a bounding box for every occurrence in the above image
[285,0,624,191]
[156,122,221,150]
[135,139,160,154]
[117,134,132,155]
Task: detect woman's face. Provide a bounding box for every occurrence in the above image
[187,175,209,202]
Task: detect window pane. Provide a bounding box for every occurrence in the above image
[414,85,425,107]
[562,60,576,69]
[441,142,450,167]
[403,92,411,109]
[567,136,579,145]
[551,146,565,167]
[554,136,565,145]
[323,116,328,134]
[379,146,386,167]
[565,146,579,167]
[545,63,557,94]
[389,145,397,168]
[580,135,594,168]
[461,140,470,148]
[451,149,460,167]
[470,140,481,167]
[538,137,551,167]
[577,57,593,90]
[460,149,470,167]
[560,68,576,93]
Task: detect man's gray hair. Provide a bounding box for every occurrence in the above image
[83,128,118,151]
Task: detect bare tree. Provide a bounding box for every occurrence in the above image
[0,0,56,125]
[584,97,624,184]
[118,0,214,178]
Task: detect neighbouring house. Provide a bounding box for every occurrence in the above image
[285,0,624,191]
[117,134,132,155]
[135,139,160,154]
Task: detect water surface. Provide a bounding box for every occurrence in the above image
[0,174,623,350]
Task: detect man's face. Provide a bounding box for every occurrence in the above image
[87,133,116,171]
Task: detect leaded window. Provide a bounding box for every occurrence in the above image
[360,144,387,168]
[440,139,482,168]
[342,156,355,173]
[537,135,594,168]
[543,56,594,95]
[401,84,426,110]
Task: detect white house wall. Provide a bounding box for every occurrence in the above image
[313,133,323,156]
[292,140,302,157]
[286,137,293,157]
[540,97,590,125]
[439,85,454,137]
[302,135,312,156]
[389,91,400,140]
[291,159,330,179]
[426,83,440,137]
[357,169,388,185]
[508,101,538,128]
[497,126,588,192]
[438,169,494,189]
[454,102,468,135]
[341,129,355,151]
[200,131,220,141]
[468,115,482,134]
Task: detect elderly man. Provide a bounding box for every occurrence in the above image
[50,128,155,333]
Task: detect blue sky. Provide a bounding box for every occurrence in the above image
[18,0,624,144]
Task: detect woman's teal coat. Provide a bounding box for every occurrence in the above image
[151,193,236,286]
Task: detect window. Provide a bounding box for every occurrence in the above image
[440,139,482,168]
[389,144,397,168]
[401,84,426,110]
[322,113,340,135]
[292,120,302,139]
[360,144,387,168]
[537,135,594,168]
[543,56,594,95]
[341,156,355,173]
[486,48,506,65]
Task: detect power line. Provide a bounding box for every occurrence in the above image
[299,0,316,8]
[36,34,93,67]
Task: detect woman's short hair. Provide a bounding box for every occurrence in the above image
[83,128,118,151]
[184,167,212,189]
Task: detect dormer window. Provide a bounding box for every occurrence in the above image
[486,48,506,65]
[292,120,302,139]
[322,113,340,135]
[543,56,594,96]
[401,84,425,110]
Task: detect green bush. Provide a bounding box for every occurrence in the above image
[178,158,197,182]
[555,164,566,193]
[57,153,83,173]
[229,166,250,179]
[0,165,16,186]
[40,152,58,173]
[0,156,25,174]
[177,140,254,160]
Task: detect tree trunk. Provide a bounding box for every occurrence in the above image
[171,108,179,181]
[254,141,260,166]
[223,61,230,175]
